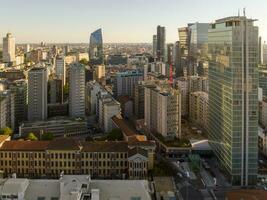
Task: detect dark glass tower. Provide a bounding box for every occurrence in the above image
[89,28,103,64]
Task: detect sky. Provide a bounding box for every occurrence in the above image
[1,0,267,43]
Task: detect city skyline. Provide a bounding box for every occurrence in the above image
[1,0,267,43]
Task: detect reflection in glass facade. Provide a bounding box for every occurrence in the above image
[189,22,209,60]
[89,28,103,64]
[208,16,258,186]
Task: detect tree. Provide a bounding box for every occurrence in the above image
[27,133,38,141]
[79,58,88,65]
[106,129,123,141]
[41,132,54,140]
[0,127,13,136]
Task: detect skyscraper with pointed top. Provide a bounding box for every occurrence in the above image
[89,28,103,65]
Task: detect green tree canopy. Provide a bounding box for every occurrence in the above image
[106,129,123,141]
[41,132,54,141]
[79,58,88,65]
[27,132,38,141]
[0,127,13,136]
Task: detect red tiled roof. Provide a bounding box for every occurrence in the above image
[81,141,128,152]
[0,141,50,151]
[111,115,138,137]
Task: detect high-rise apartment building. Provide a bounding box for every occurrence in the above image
[208,16,258,186]
[263,42,267,65]
[55,56,66,86]
[49,77,63,104]
[89,29,103,64]
[69,63,85,118]
[97,92,121,133]
[167,44,174,65]
[178,27,190,59]
[152,35,157,58]
[189,91,208,130]
[145,86,181,138]
[174,41,183,77]
[28,67,47,121]
[10,80,27,132]
[94,65,105,82]
[114,71,143,97]
[156,26,166,62]
[2,33,15,63]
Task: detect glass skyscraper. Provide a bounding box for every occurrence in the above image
[208,16,258,186]
[89,28,103,64]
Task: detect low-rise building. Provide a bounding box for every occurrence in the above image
[0,175,153,200]
[19,117,87,138]
[0,138,155,180]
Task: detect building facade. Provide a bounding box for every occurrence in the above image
[69,63,85,118]
[0,138,155,180]
[145,86,181,138]
[2,33,15,63]
[208,16,258,186]
[28,67,47,121]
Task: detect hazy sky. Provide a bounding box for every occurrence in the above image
[1,0,267,43]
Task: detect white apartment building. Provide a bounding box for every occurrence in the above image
[145,85,181,138]
[97,92,121,133]
[2,33,15,63]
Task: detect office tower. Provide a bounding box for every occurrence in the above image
[263,42,267,65]
[208,16,258,186]
[55,56,66,86]
[188,22,209,59]
[10,80,27,132]
[174,41,183,77]
[259,68,267,96]
[145,86,181,138]
[114,71,143,97]
[28,67,47,121]
[89,28,103,64]
[259,37,262,64]
[2,33,15,63]
[64,45,70,55]
[178,27,190,59]
[152,35,157,58]
[156,25,166,62]
[0,93,8,129]
[167,44,174,65]
[25,44,31,53]
[94,65,105,82]
[134,82,155,119]
[49,77,63,104]
[85,66,94,83]
[69,63,85,118]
